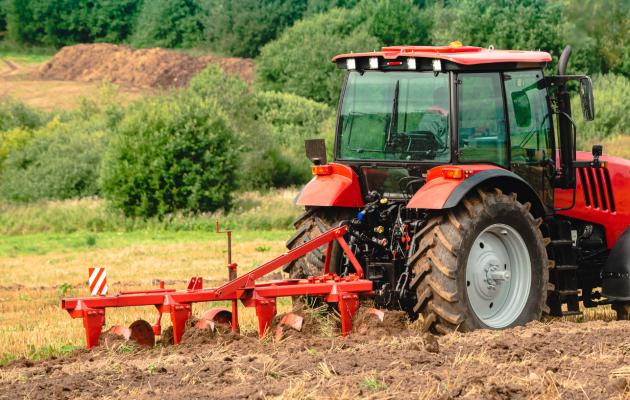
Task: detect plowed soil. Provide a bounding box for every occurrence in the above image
[37,43,255,88]
[1,314,629,399]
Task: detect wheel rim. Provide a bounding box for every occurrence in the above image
[465,223,531,328]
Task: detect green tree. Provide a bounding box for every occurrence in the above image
[131,0,206,48]
[362,0,430,46]
[429,0,565,61]
[256,7,379,104]
[0,0,7,35]
[206,0,308,58]
[559,0,629,76]
[88,0,143,43]
[5,0,141,45]
[304,0,357,15]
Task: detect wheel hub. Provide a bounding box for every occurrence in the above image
[466,223,531,328]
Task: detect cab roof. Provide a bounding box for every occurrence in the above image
[332,44,552,66]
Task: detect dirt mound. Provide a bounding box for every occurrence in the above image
[37,43,255,88]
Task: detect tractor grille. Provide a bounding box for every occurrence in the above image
[578,167,616,212]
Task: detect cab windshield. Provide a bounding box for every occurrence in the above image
[338,71,450,162]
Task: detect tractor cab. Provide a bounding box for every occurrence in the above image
[321,43,594,208]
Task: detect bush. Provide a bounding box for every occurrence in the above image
[0,98,47,131]
[574,74,629,146]
[206,0,308,58]
[0,118,107,202]
[100,94,238,217]
[130,0,206,48]
[256,7,379,105]
[190,65,333,189]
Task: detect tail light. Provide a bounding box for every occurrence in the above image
[311,165,332,176]
[442,167,464,180]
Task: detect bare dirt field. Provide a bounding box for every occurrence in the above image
[1,312,629,399]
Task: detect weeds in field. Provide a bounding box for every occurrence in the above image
[360,373,387,391]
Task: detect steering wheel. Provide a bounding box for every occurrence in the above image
[389,130,441,159]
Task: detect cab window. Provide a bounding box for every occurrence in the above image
[458,73,508,166]
[505,70,552,166]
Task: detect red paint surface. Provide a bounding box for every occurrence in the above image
[555,152,630,249]
[407,165,501,209]
[296,163,364,207]
[333,45,552,66]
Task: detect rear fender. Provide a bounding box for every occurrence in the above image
[602,226,630,301]
[295,163,364,208]
[407,165,546,218]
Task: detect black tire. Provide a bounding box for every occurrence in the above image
[409,188,551,334]
[284,207,354,278]
[612,302,630,320]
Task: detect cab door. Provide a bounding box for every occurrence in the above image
[504,70,554,208]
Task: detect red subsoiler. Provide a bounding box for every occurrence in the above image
[61,225,373,348]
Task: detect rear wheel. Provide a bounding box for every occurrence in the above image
[284,207,354,278]
[409,188,550,333]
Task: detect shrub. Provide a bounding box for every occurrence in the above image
[248,91,333,187]
[0,98,47,131]
[100,94,238,217]
[256,7,379,105]
[574,74,629,146]
[130,0,206,48]
[190,65,333,189]
[0,118,107,202]
[0,127,36,172]
[205,0,308,58]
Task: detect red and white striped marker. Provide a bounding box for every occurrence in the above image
[88,267,108,296]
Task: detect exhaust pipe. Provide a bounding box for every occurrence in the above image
[558,45,571,75]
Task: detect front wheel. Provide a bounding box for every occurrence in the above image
[409,188,550,334]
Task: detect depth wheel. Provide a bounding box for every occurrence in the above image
[284,207,354,278]
[409,188,550,333]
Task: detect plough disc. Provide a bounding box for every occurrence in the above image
[108,320,154,347]
[201,308,232,325]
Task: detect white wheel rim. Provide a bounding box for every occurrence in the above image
[465,223,531,328]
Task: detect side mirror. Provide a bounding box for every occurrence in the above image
[579,76,595,121]
[305,139,327,165]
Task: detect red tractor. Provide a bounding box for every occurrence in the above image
[286,43,630,333]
